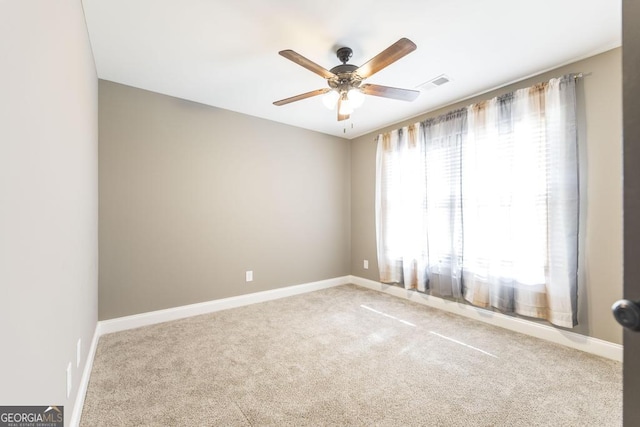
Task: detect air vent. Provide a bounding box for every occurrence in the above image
[431,75,450,86]
[417,74,451,90]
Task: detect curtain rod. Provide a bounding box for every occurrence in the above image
[373,72,590,142]
[573,72,592,79]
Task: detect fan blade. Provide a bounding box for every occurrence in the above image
[361,84,420,101]
[279,50,336,79]
[337,96,350,121]
[273,88,331,106]
[356,38,417,79]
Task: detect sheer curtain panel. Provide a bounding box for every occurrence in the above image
[375,124,429,291]
[376,111,467,297]
[463,77,578,327]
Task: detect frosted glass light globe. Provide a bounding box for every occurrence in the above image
[322,90,339,109]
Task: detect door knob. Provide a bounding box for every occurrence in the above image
[612,299,640,331]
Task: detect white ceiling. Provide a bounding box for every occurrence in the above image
[82,0,621,139]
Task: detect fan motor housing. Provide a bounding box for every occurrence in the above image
[328,64,361,90]
[329,64,358,75]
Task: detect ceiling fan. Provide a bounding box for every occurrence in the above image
[273,38,420,121]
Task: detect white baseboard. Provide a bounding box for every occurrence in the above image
[98,276,350,335]
[69,323,100,427]
[349,275,622,362]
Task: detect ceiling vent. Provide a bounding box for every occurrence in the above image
[417,74,451,91]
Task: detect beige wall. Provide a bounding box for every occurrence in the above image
[99,81,351,320]
[350,48,623,345]
[0,0,99,423]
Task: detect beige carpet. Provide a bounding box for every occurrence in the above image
[81,284,621,426]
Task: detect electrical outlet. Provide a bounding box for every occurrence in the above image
[364,260,369,269]
[246,270,253,282]
[66,363,72,398]
[76,338,81,368]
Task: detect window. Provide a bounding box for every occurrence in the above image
[376,76,578,327]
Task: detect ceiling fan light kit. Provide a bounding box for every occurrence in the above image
[321,86,364,112]
[273,38,420,122]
